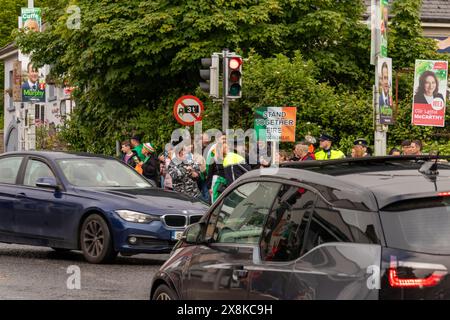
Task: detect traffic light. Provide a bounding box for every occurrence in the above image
[225,54,242,99]
[199,54,219,98]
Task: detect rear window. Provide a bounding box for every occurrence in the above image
[381,197,450,254]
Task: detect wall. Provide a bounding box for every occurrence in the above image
[3,54,18,152]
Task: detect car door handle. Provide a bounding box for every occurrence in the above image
[232,268,248,281]
[16,192,27,199]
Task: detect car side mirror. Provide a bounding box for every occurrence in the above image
[183,222,204,244]
[36,177,60,190]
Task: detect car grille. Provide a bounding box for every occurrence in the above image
[189,215,203,225]
[163,215,187,227]
[162,214,204,228]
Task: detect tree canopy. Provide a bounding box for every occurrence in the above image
[13,0,449,155]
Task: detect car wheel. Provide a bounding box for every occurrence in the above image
[152,284,178,300]
[80,214,117,264]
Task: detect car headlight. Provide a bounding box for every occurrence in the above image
[115,210,160,224]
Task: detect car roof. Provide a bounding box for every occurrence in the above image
[1,150,115,161]
[243,156,450,210]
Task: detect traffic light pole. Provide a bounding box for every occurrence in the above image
[222,49,229,132]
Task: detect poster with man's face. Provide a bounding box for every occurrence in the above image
[21,8,41,32]
[21,59,46,103]
[377,57,393,124]
[412,60,448,127]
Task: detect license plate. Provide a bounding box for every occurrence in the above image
[172,231,184,241]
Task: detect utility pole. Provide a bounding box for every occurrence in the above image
[371,0,388,156]
[222,49,229,132]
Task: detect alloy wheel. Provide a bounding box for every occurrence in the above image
[156,292,172,300]
[83,220,104,258]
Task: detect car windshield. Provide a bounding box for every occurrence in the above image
[381,196,450,254]
[56,158,152,188]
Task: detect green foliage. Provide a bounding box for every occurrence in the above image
[12,0,450,155]
[238,52,373,154]
[386,0,450,151]
[35,123,67,150]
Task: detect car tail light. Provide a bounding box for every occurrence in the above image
[388,257,447,288]
[388,269,446,288]
[438,191,450,197]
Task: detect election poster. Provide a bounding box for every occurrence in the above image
[21,58,46,103]
[254,107,297,142]
[412,60,448,127]
[21,7,42,32]
[376,57,393,124]
[379,0,388,58]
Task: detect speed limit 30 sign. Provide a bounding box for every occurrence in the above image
[173,95,204,126]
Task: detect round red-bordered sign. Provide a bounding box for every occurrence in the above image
[173,95,204,126]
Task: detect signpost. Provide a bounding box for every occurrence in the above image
[173,95,204,126]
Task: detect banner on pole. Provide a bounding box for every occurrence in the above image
[376,57,393,125]
[21,58,46,103]
[254,107,296,142]
[379,0,388,58]
[21,8,42,32]
[412,60,448,127]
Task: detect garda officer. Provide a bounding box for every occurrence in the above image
[315,134,345,160]
[352,138,370,158]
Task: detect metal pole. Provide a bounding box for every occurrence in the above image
[374,59,387,155]
[222,49,229,132]
[28,0,34,8]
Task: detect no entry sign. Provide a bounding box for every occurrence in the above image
[173,95,204,126]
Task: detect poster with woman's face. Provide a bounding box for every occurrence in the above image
[412,60,448,127]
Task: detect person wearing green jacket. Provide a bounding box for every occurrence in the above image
[315,133,345,160]
[131,135,145,161]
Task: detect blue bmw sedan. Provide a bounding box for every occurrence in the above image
[0,151,208,263]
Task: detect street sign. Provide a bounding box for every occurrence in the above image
[173,95,204,126]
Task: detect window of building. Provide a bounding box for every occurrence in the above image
[8,70,14,110]
[34,104,45,123]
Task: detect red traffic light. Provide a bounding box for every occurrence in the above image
[228,57,242,70]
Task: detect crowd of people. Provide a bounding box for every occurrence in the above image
[119,134,425,204]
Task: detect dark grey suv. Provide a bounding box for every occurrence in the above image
[150,156,450,300]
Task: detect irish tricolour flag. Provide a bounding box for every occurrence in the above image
[254,107,297,142]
